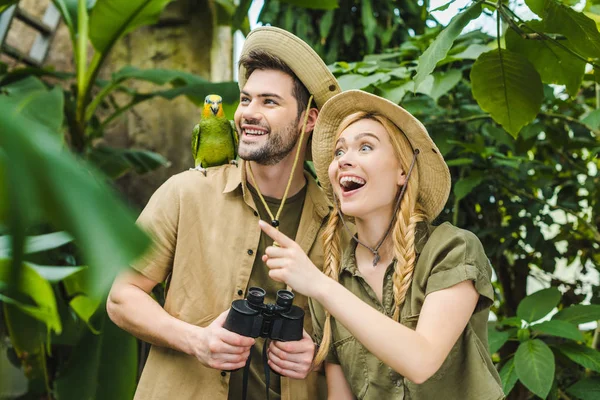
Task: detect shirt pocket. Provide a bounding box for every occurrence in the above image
[332,325,369,399]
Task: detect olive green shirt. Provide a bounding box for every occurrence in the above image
[310,222,505,400]
[228,184,306,400]
[131,162,329,400]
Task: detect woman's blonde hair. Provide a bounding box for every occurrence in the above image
[313,112,432,366]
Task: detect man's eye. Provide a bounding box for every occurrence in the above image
[265,99,277,105]
[240,97,250,103]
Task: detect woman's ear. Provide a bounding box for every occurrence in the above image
[397,170,407,187]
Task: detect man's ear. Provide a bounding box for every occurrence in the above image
[301,107,319,134]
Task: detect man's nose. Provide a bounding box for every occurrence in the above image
[241,99,261,121]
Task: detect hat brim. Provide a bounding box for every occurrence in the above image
[238,26,340,110]
[312,90,451,219]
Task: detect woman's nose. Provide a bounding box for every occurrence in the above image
[337,151,355,168]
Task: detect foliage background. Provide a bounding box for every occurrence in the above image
[0,0,599,399]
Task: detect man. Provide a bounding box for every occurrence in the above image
[107,26,341,400]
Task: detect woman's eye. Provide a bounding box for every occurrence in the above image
[334,149,344,157]
[360,144,373,152]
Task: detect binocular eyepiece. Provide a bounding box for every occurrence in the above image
[223,287,304,341]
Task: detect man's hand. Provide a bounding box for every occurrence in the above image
[267,330,315,379]
[191,309,255,371]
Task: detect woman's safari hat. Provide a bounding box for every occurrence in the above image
[238,26,341,110]
[312,90,451,219]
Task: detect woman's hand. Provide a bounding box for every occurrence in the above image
[259,220,325,298]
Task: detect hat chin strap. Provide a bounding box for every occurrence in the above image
[334,149,419,266]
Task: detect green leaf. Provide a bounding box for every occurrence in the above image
[89,0,172,54]
[553,304,600,325]
[417,69,462,102]
[54,313,138,400]
[232,0,252,33]
[338,73,389,90]
[567,377,600,400]
[87,146,170,179]
[471,50,544,137]
[488,323,510,354]
[541,0,600,60]
[70,295,101,333]
[0,93,150,298]
[454,174,483,201]
[499,358,519,396]
[581,109,600,130]
[515,339,555,399]
[319,10,334,38]
[517,287,561,322]
[448,44,490,60]
[0,232,74,257]
[30,265,86,283]
[532,320,584,341]
[377,81,413,104]
[0,0,17,14]
[506,21,585,97]
[0,260,62,334]
[2,77,65,134]
[445,158,474,167]
[556,343,600,372]
[431,0,457,12]
[280,0,338,10]
[361,0,376,53]
[414,3,482,91]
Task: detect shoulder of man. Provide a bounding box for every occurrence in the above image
[157,164,240,199]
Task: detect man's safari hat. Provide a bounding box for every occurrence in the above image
[312,90,451,219]
[238,26,341,110]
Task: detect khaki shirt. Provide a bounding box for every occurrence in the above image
[310,222,505,400]
[132,161,329,400]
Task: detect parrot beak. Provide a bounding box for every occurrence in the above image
[210,103,220,115]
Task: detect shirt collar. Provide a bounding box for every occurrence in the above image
[222,159,330,219]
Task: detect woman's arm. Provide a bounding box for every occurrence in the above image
[326,363,355,400]
[316,279,478,384]
[259,221,479,384]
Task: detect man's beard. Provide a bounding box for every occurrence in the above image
[238,120,300,166]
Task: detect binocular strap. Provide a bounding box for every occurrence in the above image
[241,339,272,400]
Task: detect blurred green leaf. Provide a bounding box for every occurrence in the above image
[414,3,481,91]
[54,312,137,399]
[532,320,584,341]
[0,94,150,298]
[88,146,170,179]
[0,260,62,334]
[281,0,338,10]
[515,339,555,399]
[30,265,86,283]
[553,304,600,324]
[517,287,561,323]
[0,232,74,257]
[0,0,18,14]
[499,358,519,396]
[556,343,600,372]
[337,73,389,90]
[89,0,171,54]
[566,377,600,400]
[581,109,600,130]
[471,50,544,137]
[2,77,65,135]
[361,0,376,53]
[454,173,483,202]
[488,323,510,354]
[70,295,102,334]
[417,69,462,102]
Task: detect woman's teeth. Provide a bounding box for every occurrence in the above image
[340,176,366,191]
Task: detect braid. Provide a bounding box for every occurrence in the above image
[313,208,342,366]
[391,179,427,320]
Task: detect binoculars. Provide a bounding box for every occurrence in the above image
[223,286,304,341]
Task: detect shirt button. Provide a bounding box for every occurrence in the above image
[395,380,402,387]
[247,249,253,255]
[221,371,227,377]
[237,289,243,296]
[253,211,258,217]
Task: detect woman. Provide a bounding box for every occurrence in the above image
[259,90,504,399]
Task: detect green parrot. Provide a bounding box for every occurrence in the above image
[190,94,238,175]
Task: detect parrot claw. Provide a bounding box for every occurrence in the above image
[190,166,208,176]
[230,160,238,167]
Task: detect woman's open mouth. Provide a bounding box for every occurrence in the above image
[339,175,366,196]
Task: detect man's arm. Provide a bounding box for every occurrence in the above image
[107,268,255,371]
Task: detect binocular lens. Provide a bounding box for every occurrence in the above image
[247,286,266,305]
[276,290,294,308]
